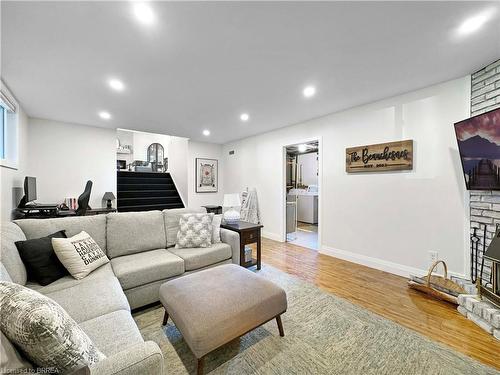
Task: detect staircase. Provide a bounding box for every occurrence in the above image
[117,171,184,212]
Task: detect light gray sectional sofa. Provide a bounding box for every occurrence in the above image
[0,208,240,374]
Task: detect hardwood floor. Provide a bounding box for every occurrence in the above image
[255,238,500,370]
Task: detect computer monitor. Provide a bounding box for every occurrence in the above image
[24,176,37,203]
[18,176,37,208]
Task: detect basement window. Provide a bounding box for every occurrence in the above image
[0,85,19,169]
[0,105,5,159]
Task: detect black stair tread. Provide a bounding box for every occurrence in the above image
[117,170,184,212]
[117,189,178,193]
[118,178,173,185]
[118,174,172,178]
[118,190,179,196]
[118,193,180,200]
[118,184,176,190]
[118,203,184,211]
[117,183,174,185]
[117,171,172,178]
[118,189,177,193]
[118,196,181,202]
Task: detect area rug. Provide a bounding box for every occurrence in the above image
[133,265,499,374]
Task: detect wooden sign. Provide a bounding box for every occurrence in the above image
[346,140,413,173]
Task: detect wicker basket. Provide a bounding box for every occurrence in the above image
[408,260,466,304]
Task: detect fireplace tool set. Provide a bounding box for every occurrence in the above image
[473,224,500,307]
[470,225,489,285]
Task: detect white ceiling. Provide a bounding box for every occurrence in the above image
[2,1,499,144]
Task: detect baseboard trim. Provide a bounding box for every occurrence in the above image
[262,231,283,242]
[320,245,466,280]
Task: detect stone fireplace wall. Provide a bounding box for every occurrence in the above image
[470,58,500,286]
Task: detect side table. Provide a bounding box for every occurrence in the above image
[220,220,263,270]
[202,205,222,214]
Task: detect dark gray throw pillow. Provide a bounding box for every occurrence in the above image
[15,231,68,286]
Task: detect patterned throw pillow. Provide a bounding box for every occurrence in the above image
[176,213,213,249]
[52,231,109,280]
[0,281,105,373]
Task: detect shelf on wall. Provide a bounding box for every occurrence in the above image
[116,145,133,154]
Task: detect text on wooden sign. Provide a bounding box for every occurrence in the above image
[346,140,413,172]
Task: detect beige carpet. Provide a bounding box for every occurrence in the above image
[133,265,499,375]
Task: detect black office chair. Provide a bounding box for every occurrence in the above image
[57,180,93,217]
[75,180,93,216]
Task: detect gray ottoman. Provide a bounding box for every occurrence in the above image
[159,264,287,374]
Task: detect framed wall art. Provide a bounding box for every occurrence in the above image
[196,158,218,193]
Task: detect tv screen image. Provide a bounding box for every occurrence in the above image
[454,107,500,191]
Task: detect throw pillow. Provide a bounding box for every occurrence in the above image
[0,281,105,373]
[212,214,222,244]
[52,231,109,280]
[176,213,213,249]
[15,230,68,286]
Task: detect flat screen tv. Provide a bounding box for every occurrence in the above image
[454,107,500,190]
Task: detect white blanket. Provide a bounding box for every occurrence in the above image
[240,189,260,224]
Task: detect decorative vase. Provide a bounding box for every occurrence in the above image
[223,208,240,224]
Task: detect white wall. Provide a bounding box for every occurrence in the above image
[224,77,471,277]
[116,129,134,166]
[2,116,223,219]
[26,118,116,209]
[116,129,190,205]
[169,136,189,206]
[131,131,170,162]
[188,141,224,208]
[0,108,28,221]
[116,132,224,208]
[297,152,318,186]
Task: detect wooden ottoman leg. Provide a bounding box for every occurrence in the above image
[162,310,169,326]
[276,315,284,337]
[197,357,204,375]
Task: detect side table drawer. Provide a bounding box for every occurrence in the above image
[241,230,259,244]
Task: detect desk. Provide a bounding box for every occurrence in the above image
[86,208,117,215]
[12,207,58,219]
[202,205,222,214]
[12,207,117,219]
[220,221,263,270]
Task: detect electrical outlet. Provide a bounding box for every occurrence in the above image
[429,250,438,264]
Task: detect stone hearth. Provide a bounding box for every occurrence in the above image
[458,294,500,340]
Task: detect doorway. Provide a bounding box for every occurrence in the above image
[284,141,319,250]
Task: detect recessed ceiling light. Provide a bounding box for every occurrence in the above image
[108,79,125,91]
[298,144,308,153]
[203,129,210,136]
[240,113,249,122]
[99,111,111,120]
[133,2,155,25]
[303,86,316,98]
[457,10,494,35]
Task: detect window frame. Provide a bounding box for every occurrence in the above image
[0,84,19,170]
[0,105,5,160]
